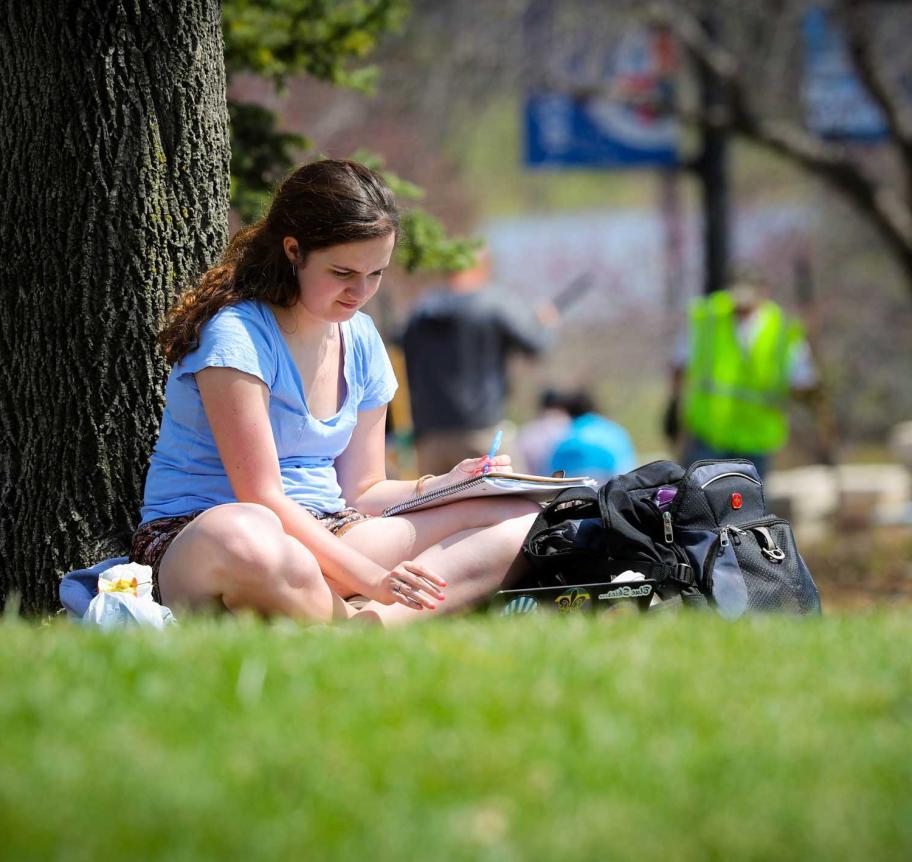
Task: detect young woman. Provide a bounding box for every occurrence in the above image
[130,159,539,624]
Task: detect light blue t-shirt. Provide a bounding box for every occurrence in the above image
[140,300,397,524]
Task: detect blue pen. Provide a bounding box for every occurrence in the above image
[483,429,503,474]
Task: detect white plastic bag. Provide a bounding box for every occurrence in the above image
[83,562,176,629]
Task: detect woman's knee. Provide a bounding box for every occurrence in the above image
[280,542,324,592]
[198,504,321,592]
[200,505,331,619]
[468,496,541,527]
[199,504,283,573]
[441,497,540,531]
[475,505,537,565]
[497,498,542,520]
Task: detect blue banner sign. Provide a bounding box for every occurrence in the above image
[524,27,678,169]
[802,6,887,141]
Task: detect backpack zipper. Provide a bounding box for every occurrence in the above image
[654,496,691,568]
[700,472,763,489]
[720,525,747,547]
[706,526,742,592]
[707,520,785,592]
[681,458,757,482]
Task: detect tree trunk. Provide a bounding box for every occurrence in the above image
[0,1,230,613]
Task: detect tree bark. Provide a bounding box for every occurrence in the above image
[0,1,230,613]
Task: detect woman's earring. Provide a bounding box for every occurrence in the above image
[291,263,297,278]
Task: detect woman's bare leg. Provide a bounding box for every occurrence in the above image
[338,497,540,625]
[157,503,352,622]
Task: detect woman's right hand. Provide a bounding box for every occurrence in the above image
[435,453,513,491]
[373,561,447,610]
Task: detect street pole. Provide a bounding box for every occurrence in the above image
[696,13,728,295]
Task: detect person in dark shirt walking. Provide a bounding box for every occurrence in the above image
[401,250,558,475]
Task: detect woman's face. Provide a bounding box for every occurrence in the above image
[286,234,396,323]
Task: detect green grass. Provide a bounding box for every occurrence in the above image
[1,613,910,861]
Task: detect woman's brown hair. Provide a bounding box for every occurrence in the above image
[159,159,399,364]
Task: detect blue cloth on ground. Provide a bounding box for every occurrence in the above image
[548,413,637,482]
[140,301,397,524]
[59,557,128,619]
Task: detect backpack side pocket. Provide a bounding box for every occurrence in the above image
[522,487,608,586]
[676,526,749,619]
[727,519,821,615]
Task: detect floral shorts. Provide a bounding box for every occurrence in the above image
[129,506,372,603]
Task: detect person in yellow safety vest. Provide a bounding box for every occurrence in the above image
[665,277,818,480]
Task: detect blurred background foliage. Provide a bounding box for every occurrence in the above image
[223,0,404,88]
[222,0,478,272]
[223,0,912,455]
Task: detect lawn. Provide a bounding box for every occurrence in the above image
[1,612,909,861]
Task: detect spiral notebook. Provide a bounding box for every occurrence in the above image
[382,471,598,517]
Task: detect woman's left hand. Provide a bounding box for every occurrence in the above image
[381,561,447,610]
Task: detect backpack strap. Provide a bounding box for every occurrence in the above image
[604,559,709,613]
[649,587,710,612]
[680,589,710,609]
[607,560,695,587]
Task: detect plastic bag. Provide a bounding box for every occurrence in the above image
[83,562,176,629]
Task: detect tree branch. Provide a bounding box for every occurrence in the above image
[843,0,912,209]
[729,103,912,256]
[843,0,912,153]
[654,1,912,287]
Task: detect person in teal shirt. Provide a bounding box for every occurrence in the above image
[548,390,637,482]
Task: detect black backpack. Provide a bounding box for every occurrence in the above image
[519,459,820,618]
